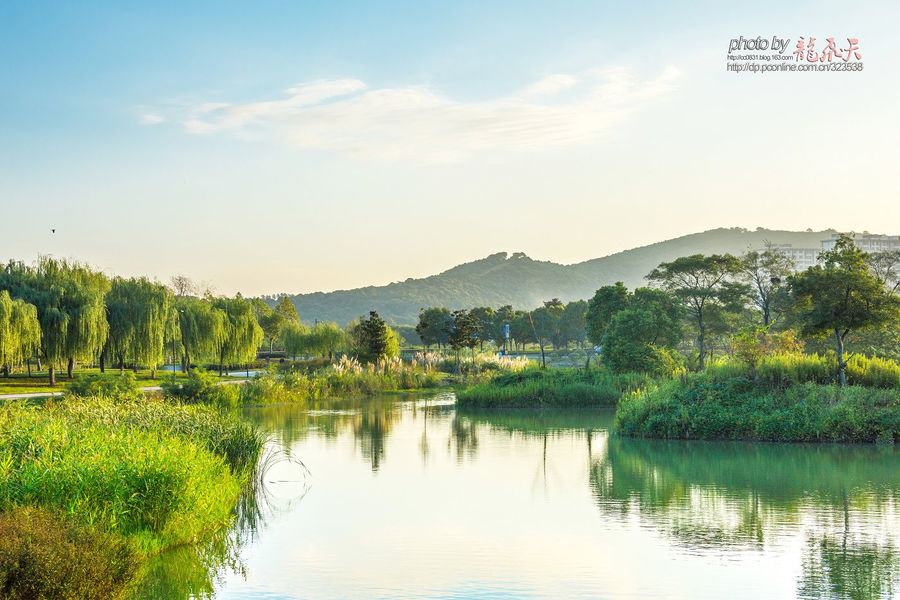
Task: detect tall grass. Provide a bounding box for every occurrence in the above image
[456,366,653,409]
[705,352,900,389]
[0,398,263,554]
[614,373,900,443]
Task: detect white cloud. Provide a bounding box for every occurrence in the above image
[169,68,679,160]
[140,113,165,125]
[522,74,579,96]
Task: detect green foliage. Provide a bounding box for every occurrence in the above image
[456,366,652,409]
[67,372,142,399]
[740,243,795,326]
[106,277,171,371]
[790,234,900,385]
[0,397,259,554]
[0,506,137,600]
[416,307,452,348]
[586,282,629,346]
[601,287,684,374]
[176,296,226,369]
[0,258,110,381]
[161,369,241,408]
[615,372,900,443]
[280,320,310,359]
[0,290,41,369]
[305,321,350,358]
[350,311,395,361]
[647,253,745,368]
[211,296,264,372]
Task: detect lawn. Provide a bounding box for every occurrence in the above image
[0,367,235,396]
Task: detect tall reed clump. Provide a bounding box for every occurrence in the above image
[0,397,263,555]
[614,372,900,443]
[456,366,652,409]
[706,352,900,390]
[0,506,137,600]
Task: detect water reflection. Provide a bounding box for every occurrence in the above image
[141,396,899,599]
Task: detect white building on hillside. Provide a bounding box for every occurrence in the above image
[766,233,899,271]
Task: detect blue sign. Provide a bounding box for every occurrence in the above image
[502,323,510,340]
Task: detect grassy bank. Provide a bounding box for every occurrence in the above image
[614,374,899,443]
[165,357,446,406]
[456,367,652,409]
[0,396,263,598]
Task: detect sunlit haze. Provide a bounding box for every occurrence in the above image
[2,1,897,295]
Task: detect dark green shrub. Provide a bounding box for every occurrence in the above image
[0,506,137,599]
[161,369,240,407]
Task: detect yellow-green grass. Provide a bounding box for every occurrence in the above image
[0,398,263,554]
[0,367,234,395]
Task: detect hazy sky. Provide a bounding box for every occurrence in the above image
[2,1,897,296]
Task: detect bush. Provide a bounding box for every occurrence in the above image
[0,506,136,600]
[161,369,240,407]
[456,366,653,409]
[67,372,141,399]
[614,372,900,443]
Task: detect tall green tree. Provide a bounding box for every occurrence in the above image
[280,320,310,360]
[790,234,900,386]
[415,307,452,350]
[306,321,349,360]
[252,299,284,364]
[0,258,109,385]
[469,306,495,351]
[602,288,683,374]
[586,282,629,347]
[273,296,300,324]
[529,300,564,368]
[105,277,171,378]
[351,311,392,362]
[741,243,795,326]
[647,254,744,369]
[448,309,478,370]
[0,291,41,377]
[559,300,588,349]
[176,296,226,372]
[212,296,264,376]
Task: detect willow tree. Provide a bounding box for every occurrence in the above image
[106,277,171,379]
[176,296,226,372]
[280,321,309,361]
[0,290,41,377]
[212,296,264,375]
[61,260,110,379]
[0,258,108,385]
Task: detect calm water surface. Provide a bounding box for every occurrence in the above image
[138,393,900,599]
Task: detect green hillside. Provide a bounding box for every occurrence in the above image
[278,227,843,325]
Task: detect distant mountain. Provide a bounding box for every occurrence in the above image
[275,227,846,325]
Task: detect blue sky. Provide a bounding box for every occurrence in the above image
[1,1,898,295]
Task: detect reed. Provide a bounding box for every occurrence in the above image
[456,366,652,409]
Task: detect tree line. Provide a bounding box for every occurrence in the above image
[0,258,409,385]
[415,235,900,383]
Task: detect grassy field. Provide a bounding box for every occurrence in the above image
[0,367,236,395]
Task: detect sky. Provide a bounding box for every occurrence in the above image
[1,1,898,296]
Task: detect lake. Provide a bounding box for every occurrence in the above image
[137,393,900,599]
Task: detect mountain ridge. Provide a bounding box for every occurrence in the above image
[276,227,865,325]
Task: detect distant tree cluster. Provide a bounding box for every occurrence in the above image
[412,234,900,384]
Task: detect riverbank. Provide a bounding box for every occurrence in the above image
[614,372,899,444]
[456,366,652,409]
[0,395,263,598]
